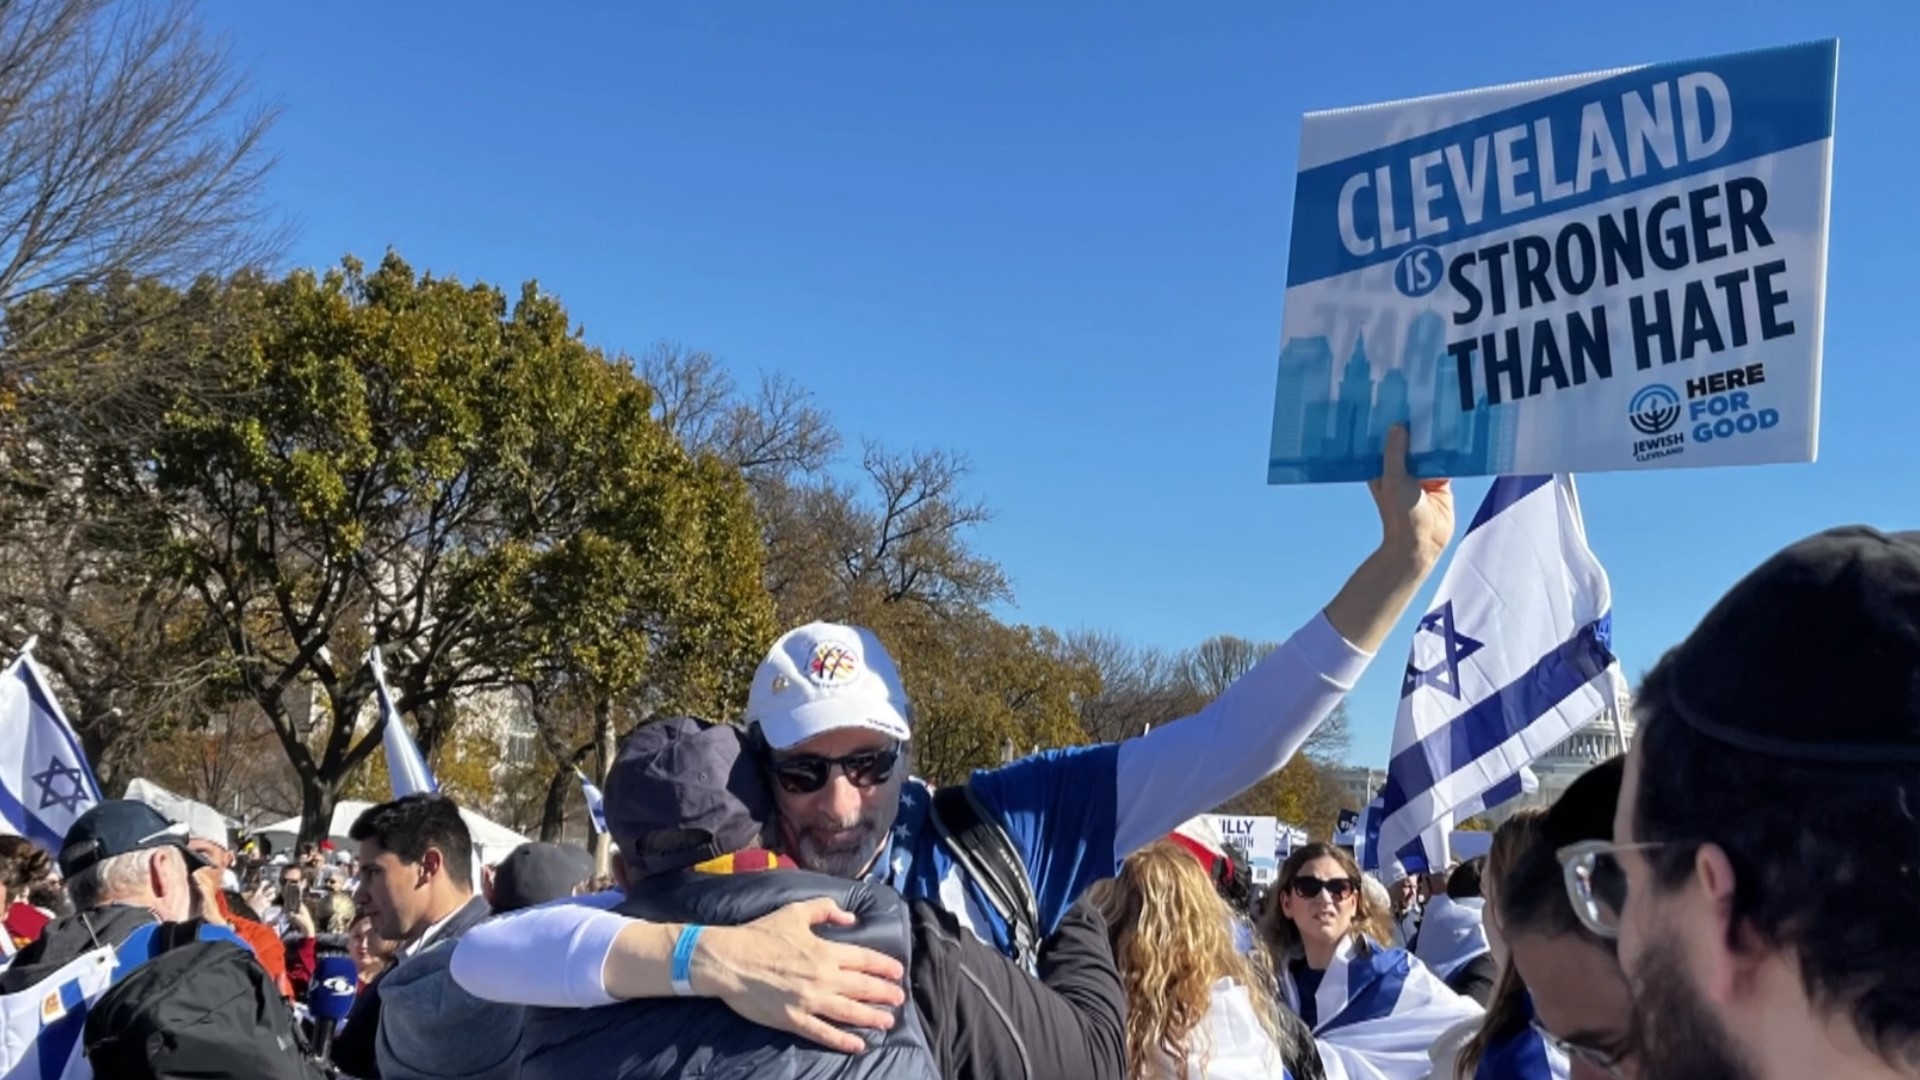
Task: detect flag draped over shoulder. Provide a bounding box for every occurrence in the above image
[0,649,104,852]
[372,647,438,799]
[0,946,115,1079]
[1376,475,1619,874]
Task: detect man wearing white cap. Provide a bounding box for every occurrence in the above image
[454,430,1454,1053]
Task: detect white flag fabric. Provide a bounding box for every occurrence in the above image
[1376,475,1618,875]
[575,769,607,835]
[0,945,115,1079]
[0,650,103,852]
[371,648,438,799]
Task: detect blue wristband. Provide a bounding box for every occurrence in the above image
[670,924,705,996]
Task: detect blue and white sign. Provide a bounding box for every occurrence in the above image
[1207,814,1280,885]
[1269,41,1838,483]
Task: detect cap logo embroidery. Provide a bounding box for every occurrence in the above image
[806,642,860,686]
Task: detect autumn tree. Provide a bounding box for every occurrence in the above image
[0,0,279,452]
[641,341,1088,779]
[1061,630,1202,744]
[23,253,771,843]
[474,440,776,840]
[0,277,253,788]
[0,0,281,772]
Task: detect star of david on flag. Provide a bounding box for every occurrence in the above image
[1375,475,1622,875]
[1402,602,1483,699]
[0,645,104,852]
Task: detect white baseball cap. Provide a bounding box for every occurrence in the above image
[746,622,911,751]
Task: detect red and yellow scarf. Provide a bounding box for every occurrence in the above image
[692,848,797,875]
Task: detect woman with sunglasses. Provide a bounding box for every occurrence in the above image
[1262,843,1479,1080]
[1429,809,1570,1080]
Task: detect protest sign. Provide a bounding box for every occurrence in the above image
[1208,814,1281,884]
[1268,41,1838,483]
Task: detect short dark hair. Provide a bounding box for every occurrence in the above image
[1635,659,1920,1066]
[1446,856,1484,900]
[348,794,473,886]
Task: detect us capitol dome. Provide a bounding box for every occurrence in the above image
[1495,692,1635,821]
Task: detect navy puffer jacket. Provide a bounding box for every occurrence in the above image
[517,868,938,1080]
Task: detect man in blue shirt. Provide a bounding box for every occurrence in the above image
[453,429,1454,1053]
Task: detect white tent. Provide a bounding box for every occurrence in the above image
[251,800,528,871]
[123,778,240,842]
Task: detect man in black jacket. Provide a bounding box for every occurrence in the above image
[517,717,1126,1080]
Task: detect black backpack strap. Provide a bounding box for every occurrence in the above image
[928,782,1041,970]
[159,919,205,953]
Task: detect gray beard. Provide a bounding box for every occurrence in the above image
[792,829,882,880]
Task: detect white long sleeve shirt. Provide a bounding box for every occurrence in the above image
[451,612,1371,1008]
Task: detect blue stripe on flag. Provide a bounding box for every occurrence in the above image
[36,979,89,1078]
[1322,948,1411,1035]
[1465,475,1551,536]
[1382,614,1614,815]
[1477,770,1527,813]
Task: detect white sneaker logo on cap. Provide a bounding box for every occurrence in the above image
[805,642,861,686]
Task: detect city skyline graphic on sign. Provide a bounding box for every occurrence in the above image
[1268,309,1520,483]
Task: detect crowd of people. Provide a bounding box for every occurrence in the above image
[0,443,1913,1080]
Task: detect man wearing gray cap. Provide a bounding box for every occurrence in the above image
[1561,526,1920,1080]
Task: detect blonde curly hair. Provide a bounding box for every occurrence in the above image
[1090,840,1287,1080]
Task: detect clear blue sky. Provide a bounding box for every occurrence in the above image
[210,3,1915,768]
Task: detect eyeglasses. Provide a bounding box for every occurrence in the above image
[1556,839,1669,939]
[769,745,901,794]
[1288,875,1357,901]
[1530,1018,1632,1076]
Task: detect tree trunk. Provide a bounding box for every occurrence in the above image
[537,767,571,842]
[299,772,340,849]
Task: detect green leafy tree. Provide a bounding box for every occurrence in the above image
[27,253,771,843]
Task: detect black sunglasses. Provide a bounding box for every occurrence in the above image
[1289,874,1357,901]
[769,745,901,794]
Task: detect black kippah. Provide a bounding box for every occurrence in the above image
[1544,755,1623,848]
[1660,526,1920,763]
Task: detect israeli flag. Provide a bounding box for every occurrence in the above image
[0,945,115,1079]
[0,647,104,851]
[371,647,438,798]
[1376,475,1619,875]
[575,769,607,835]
